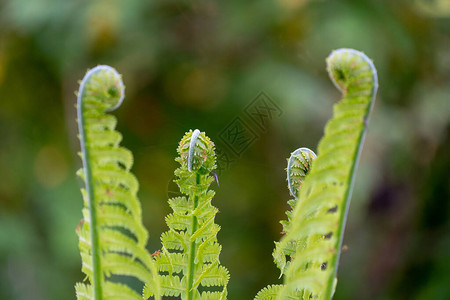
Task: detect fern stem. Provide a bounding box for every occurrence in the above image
[323,49,378,299]
[187,173,201,299]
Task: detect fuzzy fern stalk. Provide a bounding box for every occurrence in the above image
[144,129,230,299]
[257,49,378,299]
[75,65,160,300]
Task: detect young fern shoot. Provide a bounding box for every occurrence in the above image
[73,48,376,300]
[75,66,159,300]
[287,148,318,199]
[144,130,229,299]
[257,48,378,299]
[256,148,317,300]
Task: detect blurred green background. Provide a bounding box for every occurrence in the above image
[0,0,449,299]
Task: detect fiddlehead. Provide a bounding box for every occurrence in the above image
[281,49,377,299]
[144,130,229,299]
[257,49,378,299]
[75,65,159,300]
[256,148,317,300]
[287,148,317,199]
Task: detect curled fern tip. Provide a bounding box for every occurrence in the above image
[287,148,317,198]
[178,129,215,174]
[326,48,378,99]
[78,65,125,113]
[188,129,201,172]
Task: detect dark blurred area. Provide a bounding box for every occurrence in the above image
[0,0,449,299]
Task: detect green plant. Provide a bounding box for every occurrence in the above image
[74,48,377,299]
[256,48,378,299]
[143,129,229,299]
[75,65,160,300]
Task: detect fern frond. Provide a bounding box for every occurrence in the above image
[144,275,184,298]
[274,49,378,299]
[145,129,229,299]
[76,281,149,300]
[75,66,160,300]
[255,284,304,300]
[287,148,317,199]
[270,148,317,277]
[200,291,227,300]
[257,148,316,297]
[255,285,283,300]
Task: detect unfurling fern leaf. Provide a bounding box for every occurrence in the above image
[256,148,317,300]
[272,148,317,278]
[75,65,160,300]
[144,129,229,300]
[287,147,317,199]
[257,49,378,299]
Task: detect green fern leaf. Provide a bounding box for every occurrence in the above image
[287,148,317,199]
[75,66,160,300]
[271,148,317,276]
[145,129,229,300]
[276,49,378,299]
[255,285,283,300]
[256,49,377,299]
[255,284,305,300]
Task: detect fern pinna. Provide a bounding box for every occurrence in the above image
[256,48,378,299]
[75,65,159,300]
[144,129,229,299]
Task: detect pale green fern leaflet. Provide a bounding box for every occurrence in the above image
[144,129,230,300]
[75,65,160,300]
[256,48,378,299]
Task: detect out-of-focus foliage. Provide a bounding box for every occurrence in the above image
[0,0,448,299]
